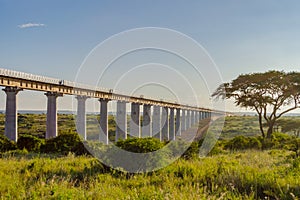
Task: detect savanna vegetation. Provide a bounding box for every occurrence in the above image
[0,113,300,199]
[213,70,300,138]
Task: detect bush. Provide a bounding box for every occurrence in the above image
[0,134,17,152]
[248,137,262,149]
[105,138,168,172]
[17,134,44,152]
[261,133,293,150]
[261,139,279,150]
[166,140,196,160]
[182,141,199,160]
[40,132,85,155]
[116,137,164,153]
[225,136,262,151]
[224,136,249,150]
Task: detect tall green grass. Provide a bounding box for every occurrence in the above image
[0,150,299,199]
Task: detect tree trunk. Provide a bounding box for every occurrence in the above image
[266,121,275,138]
[258,114,265,138]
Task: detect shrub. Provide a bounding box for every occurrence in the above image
[17,134,44,152]
[225,136,262,151]
[116,137,164,153]
[260,133,292,150]
[107,138,168,172]
[224,136,249,151]
[40,132,85,155]
[248,137,262,149]
[182,141,199,159]
[0,134,17,152]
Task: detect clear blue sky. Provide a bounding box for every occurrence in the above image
[0,0,300,112]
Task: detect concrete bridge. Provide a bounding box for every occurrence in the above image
[0,68,225,143]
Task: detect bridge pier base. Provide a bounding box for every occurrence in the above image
[130,103,140,138]
[76,96,88,140]
[169,108,175,141]
[116,101,127,141]
[3,87,22,142]
[152,105,161,140]
[45,92,62,139]
[175,108,181,136]
[142,104,151,137]
[99,99,109,144]
[161,107,169,141]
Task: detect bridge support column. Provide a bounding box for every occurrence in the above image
[169,108,175,141]
[195,111,199,123]
[191,110,195,126]
[3,87,22,142]
[99,98,109,144]
[175,108,181,136]
[142,104,152,137]
[152,105,161,140]
[76,96,88,140]
[45,92,62,139]
[130,103,140,138]
[116,101,127,141]
[181,109,186,132]
[186,110,191,129]
[161,107,169,141]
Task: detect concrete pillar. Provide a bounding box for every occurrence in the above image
[181,109,186,132]
[191,110,195,126]
[130,103,140,138]
[152,105,161,140]
[45,92,62,139]
[161,107,169,141]
[169,108,175,141]
[142,104,152,137]
[116,101,127,141]
[3,87,22,142]
[195,111,199,123]
[186,110,191,129]
[175,108,181,136]
[200,112,203,120]
[99,98,109,144]
[76,96,88,140]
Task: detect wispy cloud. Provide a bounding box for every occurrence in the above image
[18,23,46,29]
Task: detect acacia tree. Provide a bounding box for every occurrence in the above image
[212,71,300,138]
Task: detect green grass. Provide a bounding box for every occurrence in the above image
[1,114,300,199]
[0,150,299,199]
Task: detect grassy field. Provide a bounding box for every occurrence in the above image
[1,150,299,199]
[0,114,300,199]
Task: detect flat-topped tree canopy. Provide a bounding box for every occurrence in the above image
[212,70,300,138]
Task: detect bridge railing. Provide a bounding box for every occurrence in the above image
[0,68,61,85]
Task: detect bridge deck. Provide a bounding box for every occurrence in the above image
[0,68,223,113]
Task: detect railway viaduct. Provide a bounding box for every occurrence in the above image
[0,68,225,143]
